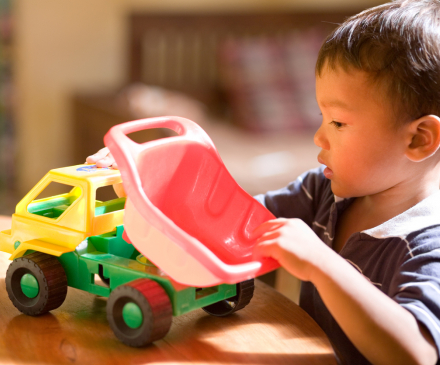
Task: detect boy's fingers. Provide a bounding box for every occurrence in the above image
[251,219,286,239]
[256,230,280,243]
[253,240,279,260]
[96,147,110,158]
[85,147,118,169]
[95,154,115,168]
[86,147,110,163]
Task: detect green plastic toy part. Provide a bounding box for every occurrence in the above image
[3,221,254,347]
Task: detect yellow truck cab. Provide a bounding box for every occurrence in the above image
[0,164,124,260]
[0,163,252,348]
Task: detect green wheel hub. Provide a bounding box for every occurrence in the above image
[122,302,143,329]
[20,273,39,298]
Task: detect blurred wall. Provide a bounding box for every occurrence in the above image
[14,0,384,196]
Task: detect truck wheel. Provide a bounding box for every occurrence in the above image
[5,252,68,316]
[202,279,254,317]
[107,278,172,347]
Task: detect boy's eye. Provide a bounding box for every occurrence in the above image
[330,121,343,129]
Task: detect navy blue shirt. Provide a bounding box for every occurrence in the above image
[255,166,440,364]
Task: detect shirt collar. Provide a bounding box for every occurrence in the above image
[361,190,440,239]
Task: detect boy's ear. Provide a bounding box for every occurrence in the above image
[405,115,440,162]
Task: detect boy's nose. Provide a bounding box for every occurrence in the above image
[314,124,329,150]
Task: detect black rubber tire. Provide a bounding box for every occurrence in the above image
[5,252,68,316]
[107,278,172,347]
[202,279,254,317]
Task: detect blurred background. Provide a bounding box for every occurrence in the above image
[0,0,386,300]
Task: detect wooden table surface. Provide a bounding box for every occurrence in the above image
[0,216,337,365]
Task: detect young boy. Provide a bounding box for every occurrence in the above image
[87,1,440,363]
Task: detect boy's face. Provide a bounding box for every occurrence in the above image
[314,64,409,198]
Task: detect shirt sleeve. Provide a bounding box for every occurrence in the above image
[389,226,440,357]
[254,166,330,227]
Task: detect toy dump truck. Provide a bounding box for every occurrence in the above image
[0,117,279,347]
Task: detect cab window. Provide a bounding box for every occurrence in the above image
[95,185,126,216]
[27,182,82,219]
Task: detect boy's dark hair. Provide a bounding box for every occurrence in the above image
[316,0,440,122]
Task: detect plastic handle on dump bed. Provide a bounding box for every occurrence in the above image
[104,116,279,286]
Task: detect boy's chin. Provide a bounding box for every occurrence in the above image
[330,182,355,199]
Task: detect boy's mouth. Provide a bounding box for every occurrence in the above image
[317,156,333,179]
[323,166,334,179]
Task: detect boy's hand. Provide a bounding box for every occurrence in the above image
[85,147,126,197]
[86,147,118,169]
[252,218,333,282]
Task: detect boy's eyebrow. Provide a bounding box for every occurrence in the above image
[320,100,351,109]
